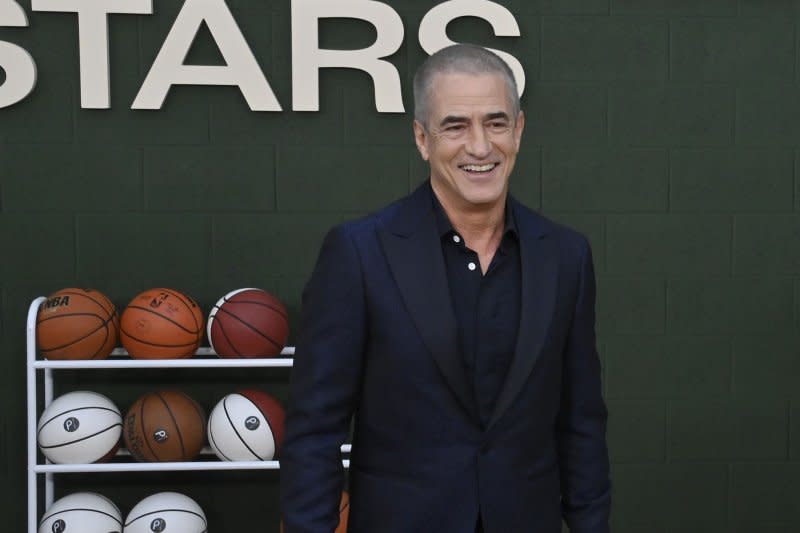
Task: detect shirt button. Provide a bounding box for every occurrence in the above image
[468,262,477,271]
[452,234,461,244]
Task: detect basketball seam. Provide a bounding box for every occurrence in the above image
[37,406,121,435]
[214,318,243,356]
[215,307,284,351]
[90,315,111,359]
[39,291,107,318]
[207,290,243,349]
[157,391,187,461]
[224,396,263,460]
[223,295,289,321]
[125,508,207,527]
[37,289,118,355]
[140,395,159,462]
[124,305,199,335]
[160,288,201,338]
[38,423,122,450]
[254,399,281,457]
[208,419,234,461]
[58,290,115,316]
[95,308,119,360]
[41,507,122,525]
[120,330,199,348]
[37,313,107,352]
[206,313,216,353]
[240,390,284,457]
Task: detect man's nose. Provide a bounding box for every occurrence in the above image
[465,125,491,158]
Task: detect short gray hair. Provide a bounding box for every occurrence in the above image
[413,43,520,127]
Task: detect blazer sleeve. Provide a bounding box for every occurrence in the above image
[281,225,367,533]
[557,237,612,533]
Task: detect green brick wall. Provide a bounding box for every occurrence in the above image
[2,1,798,531]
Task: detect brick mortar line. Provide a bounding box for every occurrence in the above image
[271,144,279,210]
[275,145,282,211]
[72,211,78,280]
[729,214,735,277]
[664,397,672,464]
[790,403,796,460]
[786,399,792,461]
[794,150,798,212]
[70,77,77,143]
[726,462,732,530]
[661,398,668,464]
[733,84,739,146]
[662,277,668,340]
[140,147,147,212]
[728,333,736,400]
[665,148,671,213]
[794,12,798,84]
[666,17,671,82]
[604,81,609,144]
[537,15,543,92]
[538,145,543,211]
[138,147,145,212]
[601,213,607,275]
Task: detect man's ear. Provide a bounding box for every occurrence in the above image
[413,120,430,161]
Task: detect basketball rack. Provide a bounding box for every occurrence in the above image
[26,296,351,532]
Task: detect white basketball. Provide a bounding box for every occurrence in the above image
[207,391,283,461]
[37,391,122,464]
[124,492,206,533]
[38,491,122,533]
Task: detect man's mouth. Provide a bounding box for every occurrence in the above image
[459,163,498,174]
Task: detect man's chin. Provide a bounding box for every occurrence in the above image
[461,189,508,209]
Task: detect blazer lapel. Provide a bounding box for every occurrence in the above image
[378,185,476,419]
[488,200,559,430]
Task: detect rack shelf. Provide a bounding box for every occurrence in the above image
[25,296,340,532]
[33,356,295,370]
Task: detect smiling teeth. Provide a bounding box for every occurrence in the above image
[462,163,496,172]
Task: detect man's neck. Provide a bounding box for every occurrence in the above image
[432,183,507,261]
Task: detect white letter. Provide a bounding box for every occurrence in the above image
[133,0,280,111]
[32,0,152,108]
[291,0,404,112]
[0,0,27,23]
[418,0,524,96]
[0,0,36,108]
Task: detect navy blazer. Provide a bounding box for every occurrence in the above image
[281,183,611,533]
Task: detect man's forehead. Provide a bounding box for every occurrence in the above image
[429,71,510,93]
[428,71,515,113]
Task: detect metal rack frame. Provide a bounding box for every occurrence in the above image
[26,296,350,532]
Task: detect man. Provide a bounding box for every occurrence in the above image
[281,44,611,533]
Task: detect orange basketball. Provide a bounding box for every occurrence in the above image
[36,288,119,360]
[123,390,206,462]
[280,491,349,533]
[120,288,203,359]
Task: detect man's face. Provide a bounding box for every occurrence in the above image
[413,72,524,213]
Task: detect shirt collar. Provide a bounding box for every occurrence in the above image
[429,182,518,242]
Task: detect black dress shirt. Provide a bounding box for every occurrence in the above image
[431,191,522,429]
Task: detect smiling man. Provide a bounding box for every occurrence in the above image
[281,44,611,533]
